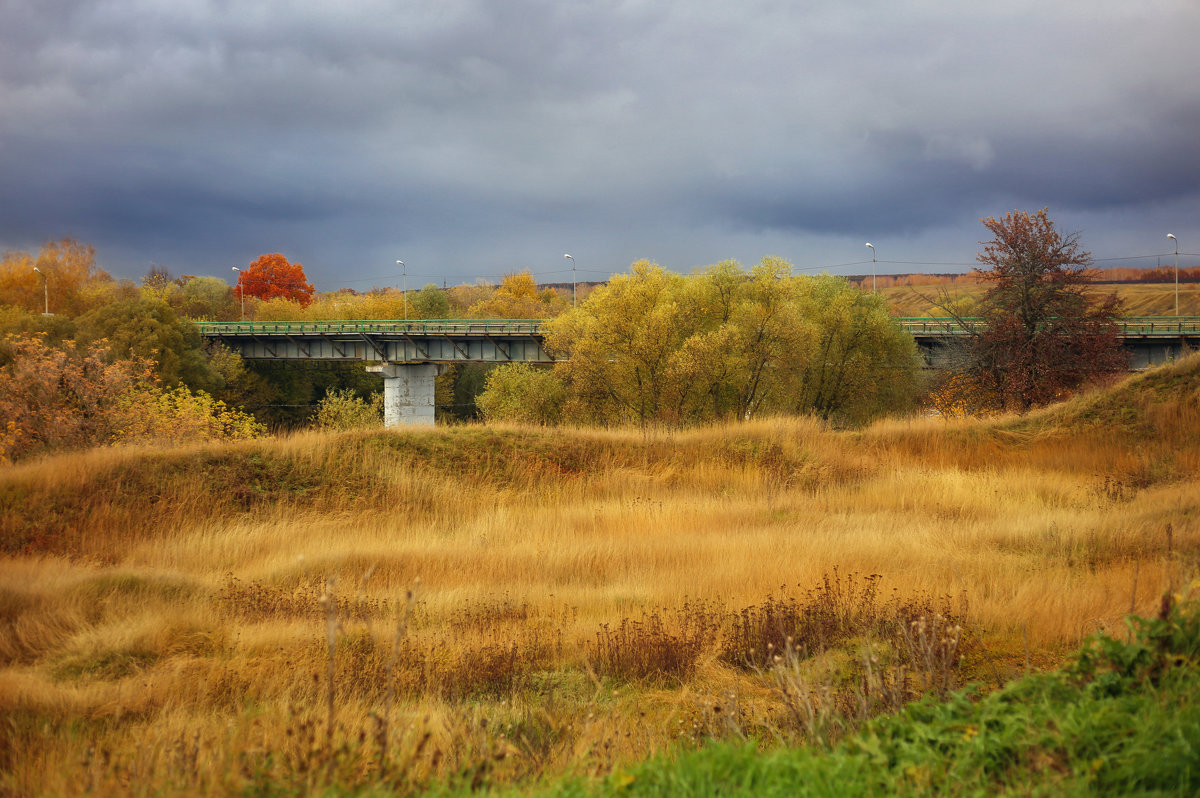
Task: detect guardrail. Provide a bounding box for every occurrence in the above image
[199,316,1200,338]
[1114,316,1200,335]
[894,316,1200,336]
[197,319,547,336]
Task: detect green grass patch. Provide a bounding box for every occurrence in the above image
[522,593,1200,797]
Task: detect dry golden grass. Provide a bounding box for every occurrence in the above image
[881,279,1200,317]
[2,355,1199,795]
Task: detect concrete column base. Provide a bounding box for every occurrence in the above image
[367,363,442,427]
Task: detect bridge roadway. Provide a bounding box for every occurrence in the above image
[199,316,1200,426]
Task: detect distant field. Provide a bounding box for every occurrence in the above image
[2,355,1198,796]
[880,279,1200,317]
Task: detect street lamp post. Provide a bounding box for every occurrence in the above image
[1167,234,1179,317]
[563,253,576,307]
[32,267,48,315]
[231,266,244,321]
[397,260,407,321]
[864,243,876,293]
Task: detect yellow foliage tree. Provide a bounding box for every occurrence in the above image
[468,272,566,319]
[545,261,701,427]
[542,260,924,428]
[0,239,112,317]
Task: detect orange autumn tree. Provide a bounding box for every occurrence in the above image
[236,254,315,307]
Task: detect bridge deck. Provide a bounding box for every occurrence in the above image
[198,318,554,363]
[896,316,1200,337]
[198,319,545,336]
[199,316,1200,338]
[197,316,1200,366]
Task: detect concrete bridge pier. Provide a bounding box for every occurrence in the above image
[367,363,443,427]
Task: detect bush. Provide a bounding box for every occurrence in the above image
[313,388,383,431]
[114,386,266,445]
[476,363,567,425]
[0,334,152,463]
[0,333,265,464]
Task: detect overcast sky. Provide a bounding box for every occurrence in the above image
[2,0,1198,290]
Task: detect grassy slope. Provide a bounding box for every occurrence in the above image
[1,356,1199,796]
[552,359,1200,798]
[4,353,1198,560]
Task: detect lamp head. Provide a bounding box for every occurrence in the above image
[1167,233,1176,241]
[865,242,874,249]
[33,267,41,273]
[564,253,573,260]
[397,260,404,266]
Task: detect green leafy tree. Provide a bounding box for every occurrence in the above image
[476,363,567,425]
[0,305,78,353]
[544,260,923,428]
[170,276,238,320]
[411,284,451,319]
[75,298,223,393]
[785,275,923,424]
[442,363,494,422]
[313,388,383,430]
[687,257,812,421]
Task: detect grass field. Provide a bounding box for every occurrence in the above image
[1,354,1198,796]
[880,279,1200,317]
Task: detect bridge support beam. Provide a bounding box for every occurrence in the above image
[368,363,442,427]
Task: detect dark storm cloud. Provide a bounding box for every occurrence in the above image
[2,0,1198,284]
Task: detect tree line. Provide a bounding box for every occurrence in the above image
[0,246,586,459]
[1,209,1136,460]
[478,210,1131,425]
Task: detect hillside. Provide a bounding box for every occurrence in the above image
[1015,352,1200,438]
[880,280,1200,317]
[1,356,1198,796]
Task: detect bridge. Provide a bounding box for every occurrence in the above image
[898,316,1200,370]
[199,316,1200,426]
[199,319,553,425]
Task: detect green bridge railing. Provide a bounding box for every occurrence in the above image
[197,319,546,336]
[893,316,1200,336]
[198,316,1200,338]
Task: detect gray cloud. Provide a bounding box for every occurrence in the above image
[2,0,1198,286]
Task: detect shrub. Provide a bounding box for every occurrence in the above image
[313,388,383,430]
[476,363,567,425]
[0,333,265,463]
[0,334,152,463]
[114,386,266,445]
